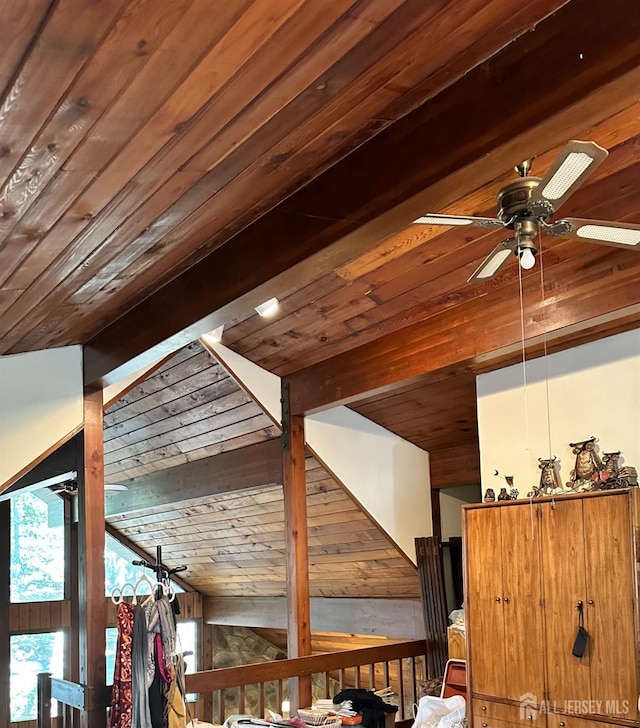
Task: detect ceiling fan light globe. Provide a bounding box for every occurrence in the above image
[518,247,536,270]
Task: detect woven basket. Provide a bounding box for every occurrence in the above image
[297,709,339,727]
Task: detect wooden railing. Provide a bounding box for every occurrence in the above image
[38,640,427,728]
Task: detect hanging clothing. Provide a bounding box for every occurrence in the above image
[109,601,136,728]
[132,602,153,728]
[166,657,188,728]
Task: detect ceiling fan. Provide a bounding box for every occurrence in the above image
[414,140,640,283]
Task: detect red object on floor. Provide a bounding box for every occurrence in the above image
[440,660,466,700]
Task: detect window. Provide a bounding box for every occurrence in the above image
[105,533,184,596]
[11,490,64,602]
[106,627,118,686]
[177,620,198,703]
[10,631,64,722]
[106,621,198,691]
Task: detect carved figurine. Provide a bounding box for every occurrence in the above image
[567,437,602,491]
[484,488,496,503]
[527,486,543,498]
[538,457,563,495]
[497,487,510,501]
[509,488,520,500]
[599,451,639,489]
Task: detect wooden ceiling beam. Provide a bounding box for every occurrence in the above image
[285,260,640,414]
[105,438,282,517]
[83,0,640,387]
[204,596,425,640]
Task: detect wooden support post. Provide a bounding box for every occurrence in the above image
[0,501,10,726]
[78,388,106,728]
[198,621,215,722]
[430,489,442,540]
[281,381,312,712]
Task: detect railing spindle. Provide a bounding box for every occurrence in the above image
[368,663,375,690]
[339,668,345,691]
[324,671,330,699]
[383,661,390,695]
[277,680,283,716]
[37,672,52,728]
[354,665,360,689]
[217,689,224,725]
[410,656,417,710]
[396,659,404,720]
[259,682,265,718]
[239,685,246,713]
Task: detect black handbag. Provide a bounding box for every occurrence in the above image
[572,600,589,658]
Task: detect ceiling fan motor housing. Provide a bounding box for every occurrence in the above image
[497,176,542,222]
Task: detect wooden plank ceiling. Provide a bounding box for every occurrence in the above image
[103,342,419,599]
[106,455,420,599]
[103,341,279,482]
[0,0,571,357]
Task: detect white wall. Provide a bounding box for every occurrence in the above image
[0,347,83,489]
[306,408,432,562]
[477,329,640,497]
[440,485,482,541]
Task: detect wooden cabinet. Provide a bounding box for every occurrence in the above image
[464,490,640,728]
[465,502,545,703]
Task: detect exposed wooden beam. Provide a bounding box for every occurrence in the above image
[282,381,312,710]
[105,438,282,517]
[204,596,425,640]
[84,0,640,387]
[77,389,106,727]
[286,277,640,414]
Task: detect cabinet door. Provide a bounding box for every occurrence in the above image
[502,503,545,702]
[583,494,638,721]
[540,499,590,706]
[466,507,506,697]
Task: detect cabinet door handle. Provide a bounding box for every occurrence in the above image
[481,707,487,712]
[495,597,501,603]
[588,600,595,606]
[482,723,488,727]
[504,597,510,604]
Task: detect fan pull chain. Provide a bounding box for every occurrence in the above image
[517,253,532,486]
[537,230,554,462]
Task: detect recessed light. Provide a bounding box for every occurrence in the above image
[255,297,279,317]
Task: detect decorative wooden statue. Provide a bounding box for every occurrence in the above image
[538,457,562,495]
[567,437,602,491]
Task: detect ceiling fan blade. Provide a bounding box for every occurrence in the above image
[414,213,503,229]
[547,218,640,248]
[528,140,608,217]
[468,239,516,283]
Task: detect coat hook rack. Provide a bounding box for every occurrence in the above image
[132,545,187,595]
